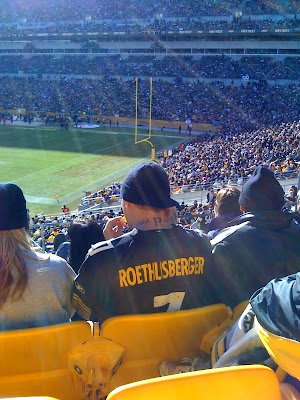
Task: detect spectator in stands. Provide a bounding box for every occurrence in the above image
[0,0,298,25]
[205,187,241,239]
[207,188,216,205]
[72,162,217,322]
[0,183,76,330]
[191,204,213,231]
[68,220,105,274]
[160,273,300,395]
[55,236,70,261]
[62,205,70,215]
[211,166,300,308]
[53,231,68,252]
[212,273,300,393]
[285,185,298,209]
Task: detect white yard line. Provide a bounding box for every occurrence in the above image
[25,195,55,205]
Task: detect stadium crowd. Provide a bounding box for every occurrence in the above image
[0,1,299,395]
[0,0,298,22]
[1,56,300,81]
[158,120,299,189]
[76,120,299,205]
[0,77,299,134]
[1,163,300,393]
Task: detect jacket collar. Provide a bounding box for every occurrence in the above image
[227,211,294,230]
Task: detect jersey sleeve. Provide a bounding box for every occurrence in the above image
[61,260,77,319]
[71,255,95,320]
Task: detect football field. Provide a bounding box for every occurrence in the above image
[0,124,184,216]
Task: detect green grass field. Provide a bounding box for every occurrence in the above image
[0,124,185,216]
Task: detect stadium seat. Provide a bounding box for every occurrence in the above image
[106,365,282,400]
[0,398,59,400]
[95,197,104,204]
[0,321,93,400]
[255,318,300,381]
[200,300,249,354]
[100,304,229,393]
[232,300,249,319]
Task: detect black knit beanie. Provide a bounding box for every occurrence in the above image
[239,166,285,211]
[0,183,28,230]
[121,163,178,208]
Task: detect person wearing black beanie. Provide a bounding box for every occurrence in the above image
[0,182,76,330]
[211,165,300,309]
[239,166,285,212]
[72,162,218,323]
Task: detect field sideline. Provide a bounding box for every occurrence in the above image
[0,124,185,216]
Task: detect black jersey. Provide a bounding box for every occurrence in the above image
[72,226,216,323]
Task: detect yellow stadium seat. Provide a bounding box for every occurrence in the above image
[232,300,249,319]
[100,304,228,392]
[1,398,59,400]
[255,318,300,381]
[200,300,249,354]
[106,365,281,400]
[0,321,93,400]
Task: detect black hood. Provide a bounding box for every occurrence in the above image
[228,211,295,230]
[250,273,300,342]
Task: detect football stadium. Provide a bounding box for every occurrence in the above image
[0,0,299,398]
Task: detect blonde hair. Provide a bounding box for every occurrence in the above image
[0,228,32,308]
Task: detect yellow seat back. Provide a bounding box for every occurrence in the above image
[1,398,59,400]
[107,365,281,400]
[101,304,228,391]
[255,318,300,380]
[0,322,93,400]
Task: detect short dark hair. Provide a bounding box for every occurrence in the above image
[68,220,104,273]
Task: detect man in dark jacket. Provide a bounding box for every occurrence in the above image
[211,273,300,392]
[211,165,300,308]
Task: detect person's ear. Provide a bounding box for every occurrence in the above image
[122,200,131,210]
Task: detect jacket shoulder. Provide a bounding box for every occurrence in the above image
[211,221,249,246]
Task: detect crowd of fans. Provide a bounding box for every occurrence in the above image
[158,120,299,189]
[268,57,300,79]
[0,1,299,394]
[77,120,299,206]
[1,162,300,394]
[0,0,298,23]
[0,77,299,134]
[1,56,300,81]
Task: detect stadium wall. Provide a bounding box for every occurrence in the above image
[0,39,299,56]
[102,116,218,132]
[0,106,218,132]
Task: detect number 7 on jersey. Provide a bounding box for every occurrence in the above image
[154,292,185,311]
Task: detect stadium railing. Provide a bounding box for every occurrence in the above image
[79,171,299,205]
